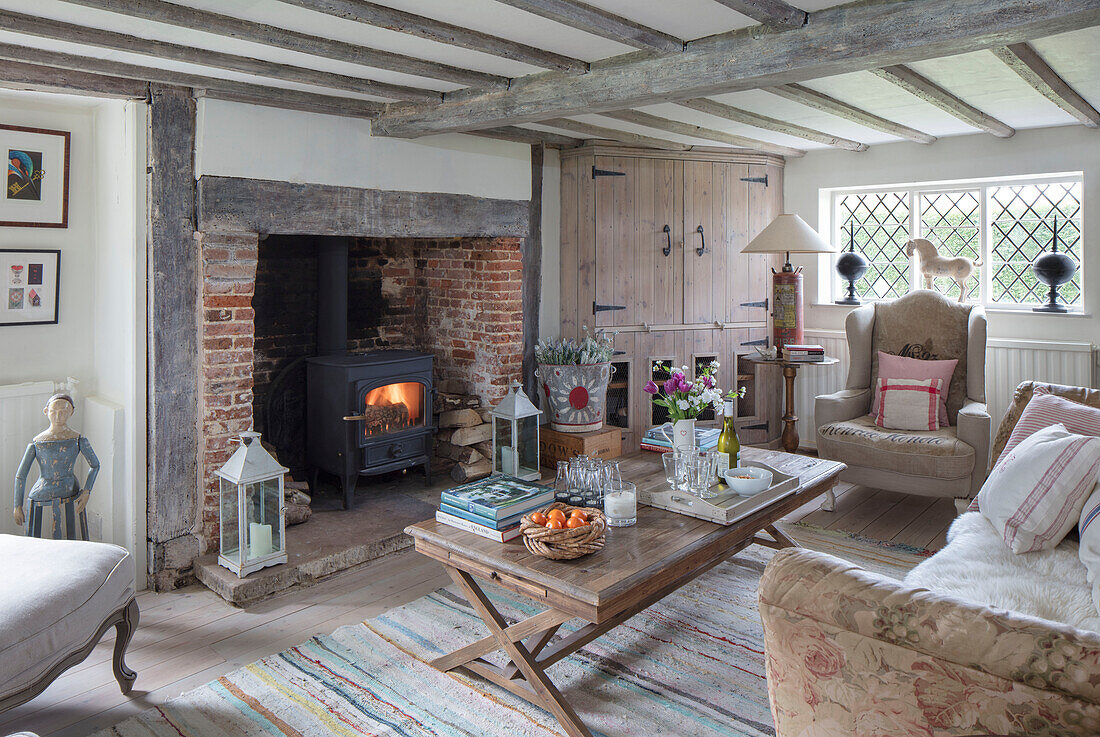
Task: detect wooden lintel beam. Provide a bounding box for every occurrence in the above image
[992,43,1100,128]
[468,126,581,148]
[197,176,529,238]
[709,0,807,29]
[61,0,505,89]
[372,0,1098,138]
[0,58,149,99]
[601,109,805,157]
[276,0,586,73]
[491,0,682,53]
[0,44,384,119]
[873,64,1015,138]
[677,97,867,151]
[538,118,692,151]
[0,9,439,103]
[766,83,937,144]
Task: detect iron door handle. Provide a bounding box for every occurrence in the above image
[389,443,405,458]
[695,225,706,256]
[662,224,672,256]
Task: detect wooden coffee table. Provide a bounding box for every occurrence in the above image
[404,447,844,737]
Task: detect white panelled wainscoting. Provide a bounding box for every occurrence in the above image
[796,330,1096,450]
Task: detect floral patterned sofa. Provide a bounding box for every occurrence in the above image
[759,382,1100,736]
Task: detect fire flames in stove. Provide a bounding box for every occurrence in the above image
[361,382,423,438]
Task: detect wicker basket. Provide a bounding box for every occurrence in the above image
[520,502,607,560]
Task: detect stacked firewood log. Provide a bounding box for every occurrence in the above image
[433,379,494,482]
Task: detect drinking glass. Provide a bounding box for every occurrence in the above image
[686,450,719,499]
[662,451,681,491]
[604,481,637,527]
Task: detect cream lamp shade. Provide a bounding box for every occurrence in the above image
[741,214,835,269]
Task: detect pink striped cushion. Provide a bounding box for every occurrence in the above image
[977,423,1100,553]
[874,377,943,431]
[999,387,1100,466]
[872,352,956,427]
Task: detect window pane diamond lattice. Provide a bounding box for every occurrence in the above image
[836,192,911,299]
[918,191,981,300]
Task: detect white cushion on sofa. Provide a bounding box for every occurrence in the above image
[0,534,134,697]
[903,512,1100,632]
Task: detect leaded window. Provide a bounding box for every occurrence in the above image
[835,192,911,299]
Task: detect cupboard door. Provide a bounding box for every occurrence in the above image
[594,156,636,328]
[732,163,776,323]
[559,154,582,340]
[634,158,683,326]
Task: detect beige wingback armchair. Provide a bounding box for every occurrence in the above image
[814,290,991,513]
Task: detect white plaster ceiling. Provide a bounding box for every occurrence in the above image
[0,0,1097,152]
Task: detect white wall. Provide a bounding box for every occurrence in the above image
[784,124,1100,346]
[195,99,531,200]
[0,91,145,578]
[539,148,561,341]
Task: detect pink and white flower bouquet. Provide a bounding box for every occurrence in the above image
[642,361,729,421]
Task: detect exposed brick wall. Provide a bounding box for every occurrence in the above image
[199,232,259,553]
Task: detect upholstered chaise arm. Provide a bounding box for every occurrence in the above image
[956,399,992,497]
[758,548,1100,737]
[814,388,870,430]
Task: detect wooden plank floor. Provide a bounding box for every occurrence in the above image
[4,481,956,737]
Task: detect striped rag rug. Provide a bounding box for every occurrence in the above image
[96,524,926,737]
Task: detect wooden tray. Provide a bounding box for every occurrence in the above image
[639,461,798,525]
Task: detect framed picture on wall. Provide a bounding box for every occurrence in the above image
[2,124,71,228]
[1,249,60,326]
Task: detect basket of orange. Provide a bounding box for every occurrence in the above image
[520,502,607,560]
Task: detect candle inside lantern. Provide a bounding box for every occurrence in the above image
[501,446,517,475]
[249,522,273,558]
[603,482,637,527]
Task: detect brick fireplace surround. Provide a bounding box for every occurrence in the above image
[197,232,524,558]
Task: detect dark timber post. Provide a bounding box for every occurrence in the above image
[522,144,544,402]
[147,84,200,587]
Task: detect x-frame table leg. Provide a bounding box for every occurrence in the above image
[442,566,594,737]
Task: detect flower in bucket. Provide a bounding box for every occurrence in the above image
[643,361,729,421]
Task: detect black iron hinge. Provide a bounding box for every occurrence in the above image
[592,166,626,179]
[593,302,627,313]
[740,175,768,186]
[740,337,769,347]
[740,299,768,309]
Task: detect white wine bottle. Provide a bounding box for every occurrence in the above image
[715,399,740,477]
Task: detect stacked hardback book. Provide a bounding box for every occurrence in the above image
[437,475,554,542]
[640,426,721,452]
[782,344,826,362]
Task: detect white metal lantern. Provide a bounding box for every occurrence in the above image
[490,382,542,481]
[216,431,289,577]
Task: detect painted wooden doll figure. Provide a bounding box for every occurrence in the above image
[13,393,100,540]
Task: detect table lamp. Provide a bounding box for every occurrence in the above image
[741,214,836,350]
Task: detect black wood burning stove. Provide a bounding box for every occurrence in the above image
[306,351,433,508]
[303,236,433,509]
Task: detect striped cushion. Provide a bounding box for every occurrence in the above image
[999,386,1100,466]
[1078,486,1100,615]
[978,423,1100,554]
[874,377,942,431]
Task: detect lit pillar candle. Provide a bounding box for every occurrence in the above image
[249,522,273,558]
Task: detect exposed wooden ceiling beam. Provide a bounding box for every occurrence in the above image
[766,83,937,144]
[0,9,440,103]
[467,125,581,148]
[708,0,807,29]
[992,43,1100,128]
[490,0,682,53]
[538,118,692,151]
[676,97,867,151]
[60,0,505,89]
[372,0,1098,138]
[601,109,805,157]
[872,64,1015,138]
[0,44,384,119]
[0,58,149,99]
[275,0,586,73]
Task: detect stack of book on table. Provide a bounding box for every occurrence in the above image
[782,344,825,362]
[437,475,554,542]
[640,426,721,452]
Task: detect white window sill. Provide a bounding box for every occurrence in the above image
[811,302,1090,318]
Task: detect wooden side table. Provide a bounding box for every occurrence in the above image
[746,356,839,453]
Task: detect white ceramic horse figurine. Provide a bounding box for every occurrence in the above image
[905,238,980,302]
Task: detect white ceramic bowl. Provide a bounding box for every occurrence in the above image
[723,466,773,496]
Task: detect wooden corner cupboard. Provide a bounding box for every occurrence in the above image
[558,143,784,448]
